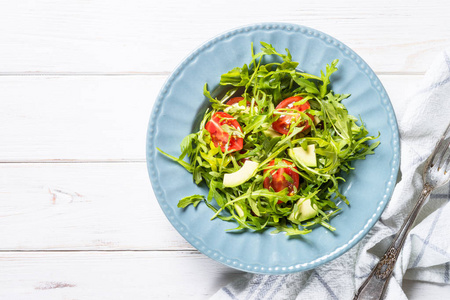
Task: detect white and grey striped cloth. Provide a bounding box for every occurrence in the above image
[211,49,450,300]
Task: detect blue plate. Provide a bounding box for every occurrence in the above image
[146,23,399,274]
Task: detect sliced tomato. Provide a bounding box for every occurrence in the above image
[272,96,313,135]
[205,112,243,152]
[226,97,251,107]
[226,97,244,105]
[263,159,300,204]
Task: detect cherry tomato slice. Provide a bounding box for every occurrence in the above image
[263,159,300,204]
[226,97,252,107]
[205,112,243,152]
[272,96,313,135]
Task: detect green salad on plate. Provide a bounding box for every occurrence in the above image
[159,42,379,236]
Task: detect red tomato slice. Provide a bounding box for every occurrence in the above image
[263,159,300,204]
[205,112,243,152]
[226,97,251,107]
[272,96,313,135]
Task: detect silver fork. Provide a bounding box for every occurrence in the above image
[353,123,450,300]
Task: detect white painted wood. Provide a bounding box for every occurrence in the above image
[3,161,444,299]
[0,0,448,73]
[0,162,448,299]
[0,74,422,161]
[0,162,193,250]
[0,1,448,299]
[0,75,164,161]
[0,251,243,300]
[0,251,447,299]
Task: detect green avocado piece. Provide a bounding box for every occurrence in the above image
[223,160,259,187]
[289,198,319,222]
[298,198,319,221]
[262,126,282,138]
[288,144,317,167]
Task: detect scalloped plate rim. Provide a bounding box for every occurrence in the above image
[146,22,400,274]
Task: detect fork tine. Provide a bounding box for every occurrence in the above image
[443,153,450,174]
[440,138,450,171]
[435,139,450,169]
[430,123,450,167]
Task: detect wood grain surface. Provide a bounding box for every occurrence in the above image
[0,75,420,161]
[0,1,449,74]
[0,0,449,299]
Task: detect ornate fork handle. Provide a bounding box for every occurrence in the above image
[353,184,434,300]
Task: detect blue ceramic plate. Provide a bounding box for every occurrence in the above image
[146,23,399,274]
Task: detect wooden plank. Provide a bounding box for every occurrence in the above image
[0,250,447,299]
[0,162,193,251]
[0,0,448,73]
[0,74,422,161]
[0,75,164,161]
[0,251,243,300]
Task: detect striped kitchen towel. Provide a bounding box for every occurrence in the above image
[211,50,450,300]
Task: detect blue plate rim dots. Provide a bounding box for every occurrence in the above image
[146,22,400,274]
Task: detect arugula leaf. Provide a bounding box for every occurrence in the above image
[177,195,205,208]
[319,59,339,98]
[220,65,250,86]
[158,42,379,236]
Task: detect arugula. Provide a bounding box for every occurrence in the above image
[158,42,379,236]
[178,195,205,208]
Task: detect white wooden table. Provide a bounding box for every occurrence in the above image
[1,1,449,299]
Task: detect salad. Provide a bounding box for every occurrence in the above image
[159,42,379,236]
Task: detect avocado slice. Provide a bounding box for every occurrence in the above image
[313,115,321,126]
[288,144,317,167]
[289,198,319,222]
[223,160,259,187]
[262,126,282,138]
